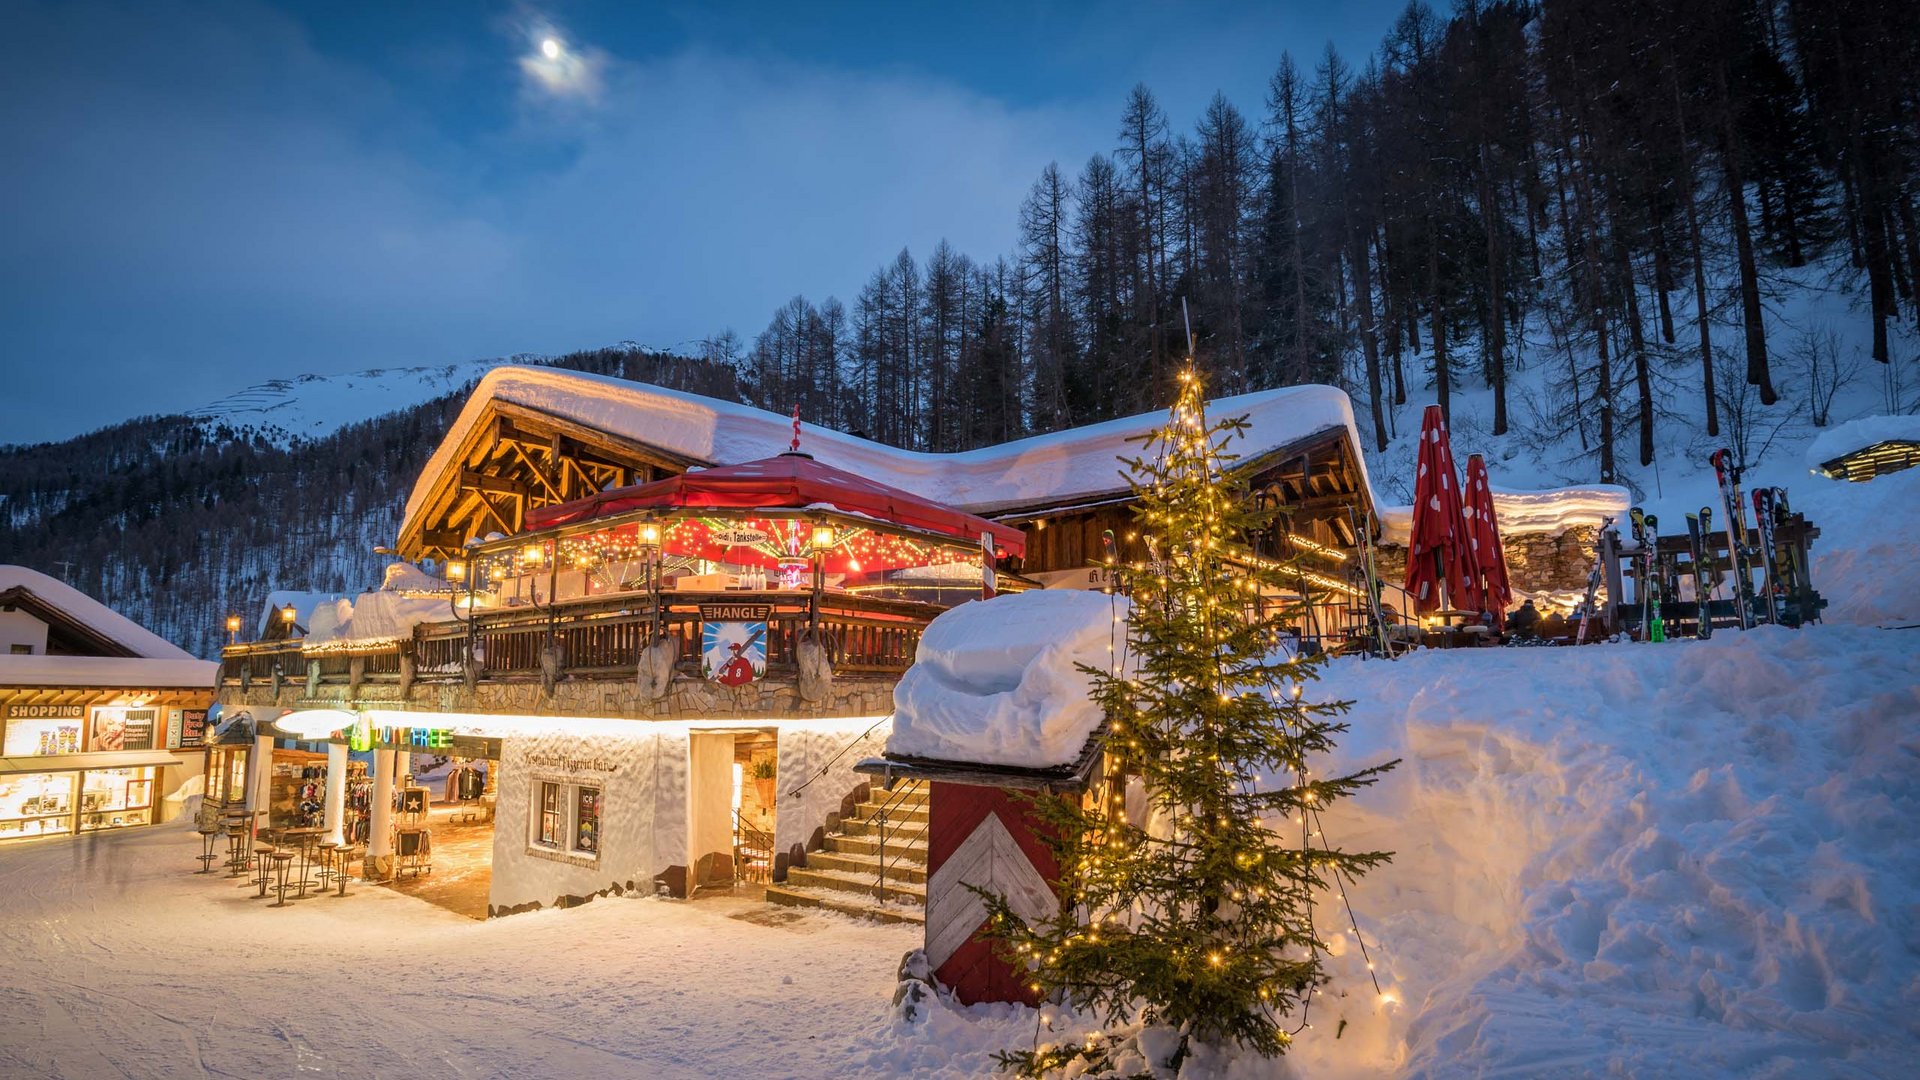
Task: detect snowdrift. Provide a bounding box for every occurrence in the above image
[1276,626,1920,1078]
[887,590,1131,769]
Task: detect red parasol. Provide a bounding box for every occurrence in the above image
[1461,453,1511,629]
[1403,405,1483,616]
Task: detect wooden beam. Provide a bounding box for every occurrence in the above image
[460,470,530,498]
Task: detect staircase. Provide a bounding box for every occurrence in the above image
[765,780,928,924]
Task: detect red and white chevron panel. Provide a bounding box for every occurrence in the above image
[923,781,1063,1005]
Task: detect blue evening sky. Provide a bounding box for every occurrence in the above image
[1,0,1406,444]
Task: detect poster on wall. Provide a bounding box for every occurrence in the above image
[700,603,769,686]
[2,713,85,756]
[180,709,208,748]
[89,707,157,752]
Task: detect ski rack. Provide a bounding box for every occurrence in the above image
[1601,511,1826,638]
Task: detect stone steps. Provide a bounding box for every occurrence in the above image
[765,780,931,923]
[821,833,928,860]
[784,866,926,905]
[764,884,925,925]
[804,850,928,883]
[834,816,933,841]
[847,801,930,824]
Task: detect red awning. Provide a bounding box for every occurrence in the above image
[525,452,1026,558]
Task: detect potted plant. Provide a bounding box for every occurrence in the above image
[750,757,776,809]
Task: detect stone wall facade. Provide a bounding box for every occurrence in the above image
[1378,524,1600,610]
[218,669,897,723]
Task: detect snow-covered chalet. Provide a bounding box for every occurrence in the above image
[215,366,1399,919]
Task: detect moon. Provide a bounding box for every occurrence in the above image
[540,38,561,60]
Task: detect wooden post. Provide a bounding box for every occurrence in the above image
[923,782,1064,1006]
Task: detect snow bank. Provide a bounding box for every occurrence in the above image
[401,366,1374,536]
[1805,412,1920,469]
[1272,626,1920,1079]
[1792,465,1920,626]
[887,591,1130,769]
[1378,483,1629,544]
[0,564,195,659]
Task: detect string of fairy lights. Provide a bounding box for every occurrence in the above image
[1080,362,1391,1044]
[461,513,977,596]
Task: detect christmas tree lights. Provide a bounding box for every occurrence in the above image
[975,364,1398,1075]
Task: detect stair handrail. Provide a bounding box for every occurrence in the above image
[865,778,926,905]
[782,714,892,801]
[876,814,932,905]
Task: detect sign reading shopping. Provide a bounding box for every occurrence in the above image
[700,603,770,686]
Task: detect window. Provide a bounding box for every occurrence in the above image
[9,644,30,655]
[532,780,601,859]
[575,787,600,853]
[536,782,564,848]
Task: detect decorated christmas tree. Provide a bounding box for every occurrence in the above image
[978,365,1397,1075]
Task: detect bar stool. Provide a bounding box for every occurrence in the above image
[334,844,359,897]
[268,851,297,907]
[316,842,339,887]
[252,844,277,898]
[195,828,221,872]
[224,824,250,877]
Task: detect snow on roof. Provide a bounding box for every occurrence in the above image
[887,590,1133,770]
[1377,483,1631,544]
[0,565,196,660]
[0,654,217,689]
[256,591,352,638]
[1806,413,1920,467]
[401,367,1375,542]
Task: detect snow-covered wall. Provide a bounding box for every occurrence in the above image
[489,731,690,915]
[775,719,891,870]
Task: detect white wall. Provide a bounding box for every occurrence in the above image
[489,731,690,915]
[0,608,49,654]
[774,720,892,867]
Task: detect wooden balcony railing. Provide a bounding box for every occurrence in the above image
[219,590,937,692]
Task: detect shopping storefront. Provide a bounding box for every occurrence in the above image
[0,699,208,842]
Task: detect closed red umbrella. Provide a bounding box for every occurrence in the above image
[1462,453,1511,630]
[1403,405,1483,616]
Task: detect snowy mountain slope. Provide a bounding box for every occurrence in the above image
[186,356,546,446]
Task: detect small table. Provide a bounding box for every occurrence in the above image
[281,827,322,896]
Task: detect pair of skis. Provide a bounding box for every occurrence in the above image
[1709,449,1764,630]
[1684,507,1715,638]
[1628,508,1665,642]
[1709,449,1819,629]
[1574,516,1615,645]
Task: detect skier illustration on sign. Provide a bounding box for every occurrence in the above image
[704,622,767,686]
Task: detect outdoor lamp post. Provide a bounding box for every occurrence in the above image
[280,603,300,638]
[638,521,663,635]
[226,613,241,644]
[445,554,480,669]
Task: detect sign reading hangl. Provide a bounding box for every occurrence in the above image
[699,603,772,622]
